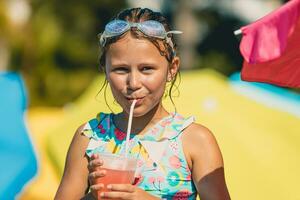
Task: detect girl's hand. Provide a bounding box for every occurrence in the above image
[88,154,106,198]
[100,184,160,200]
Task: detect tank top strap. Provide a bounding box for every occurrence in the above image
[178,115,195,132]
[81,112,109,138]
[161,113,195,140]
[81,112,112,157]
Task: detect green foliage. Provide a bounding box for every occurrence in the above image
[0,2,7,35]
[9,0,127,106]
[24,68,98,106]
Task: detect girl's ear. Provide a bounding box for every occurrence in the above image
[168,56,180,81]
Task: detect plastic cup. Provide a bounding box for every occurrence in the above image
[96,153,137,200]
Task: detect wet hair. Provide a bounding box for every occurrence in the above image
[98,7,180,112]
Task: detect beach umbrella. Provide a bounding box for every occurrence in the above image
[235,0,300,88]
[0,72,38,199]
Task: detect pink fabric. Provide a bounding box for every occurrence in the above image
[239,0,300,88]
[240,0,300,64]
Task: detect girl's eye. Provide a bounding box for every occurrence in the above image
[141,66,154,72]
[113,67,129,73]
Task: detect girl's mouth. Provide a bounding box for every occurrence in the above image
[126,97,145,106]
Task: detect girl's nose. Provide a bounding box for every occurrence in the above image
[127,71,142,91]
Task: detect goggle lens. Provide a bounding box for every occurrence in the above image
[105,20,129,36]
[138,21,166,38]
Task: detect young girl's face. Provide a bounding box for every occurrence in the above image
[105,32,177,116]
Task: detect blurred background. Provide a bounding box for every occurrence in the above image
[1,0,300,199]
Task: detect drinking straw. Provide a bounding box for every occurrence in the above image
[125,99,137,157]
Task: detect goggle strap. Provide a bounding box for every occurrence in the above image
[165,31,182,57]
[99,34,106,46]
[166,30,183,35]
[166,37,177,58]
[165,37,173,48]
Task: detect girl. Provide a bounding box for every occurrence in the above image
[55,7,230,200]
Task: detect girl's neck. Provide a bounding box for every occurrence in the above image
[114,103,170,135]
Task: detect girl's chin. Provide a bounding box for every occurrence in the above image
[131,108,148,117]
[123,105,150,117]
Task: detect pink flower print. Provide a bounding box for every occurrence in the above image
[114,128,126,140]
[161,119,171,127]
[185,166,191,173]
[148,177,155,184]
[172,190,191,200]
[98,124,106,134]
[137,159,144,169]
[133,174,144,186]
[150,127,159,135]
[170,141,179,152]
[175,114,184,120]
[169,155,181,169]
[186,173,192,181]
[157,176,165,183]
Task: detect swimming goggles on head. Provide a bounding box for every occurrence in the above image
[99,19,182,52]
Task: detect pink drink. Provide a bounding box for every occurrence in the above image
[95,153,137,200]
[96,168,135,199]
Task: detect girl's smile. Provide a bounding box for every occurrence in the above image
[126,96,145,106]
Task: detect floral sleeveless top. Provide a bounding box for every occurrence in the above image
[82,112,197,200]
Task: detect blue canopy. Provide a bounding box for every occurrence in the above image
[0,72,38,199]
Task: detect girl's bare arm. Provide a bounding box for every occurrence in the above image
[55,124,90,200]
[183,124,231,200]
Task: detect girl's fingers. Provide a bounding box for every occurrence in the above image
[107,184,135,193]
[88,159,103,171]
[90,183,104,192]
[90,183,103,200]
[88,170,107,180]
[101,191,131,199]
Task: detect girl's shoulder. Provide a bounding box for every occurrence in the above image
[183,122,216,143]
[182,122,222,162]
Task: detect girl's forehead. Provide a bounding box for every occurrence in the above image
[106,33,167,63]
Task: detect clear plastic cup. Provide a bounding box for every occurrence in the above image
[96,153,137,200]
